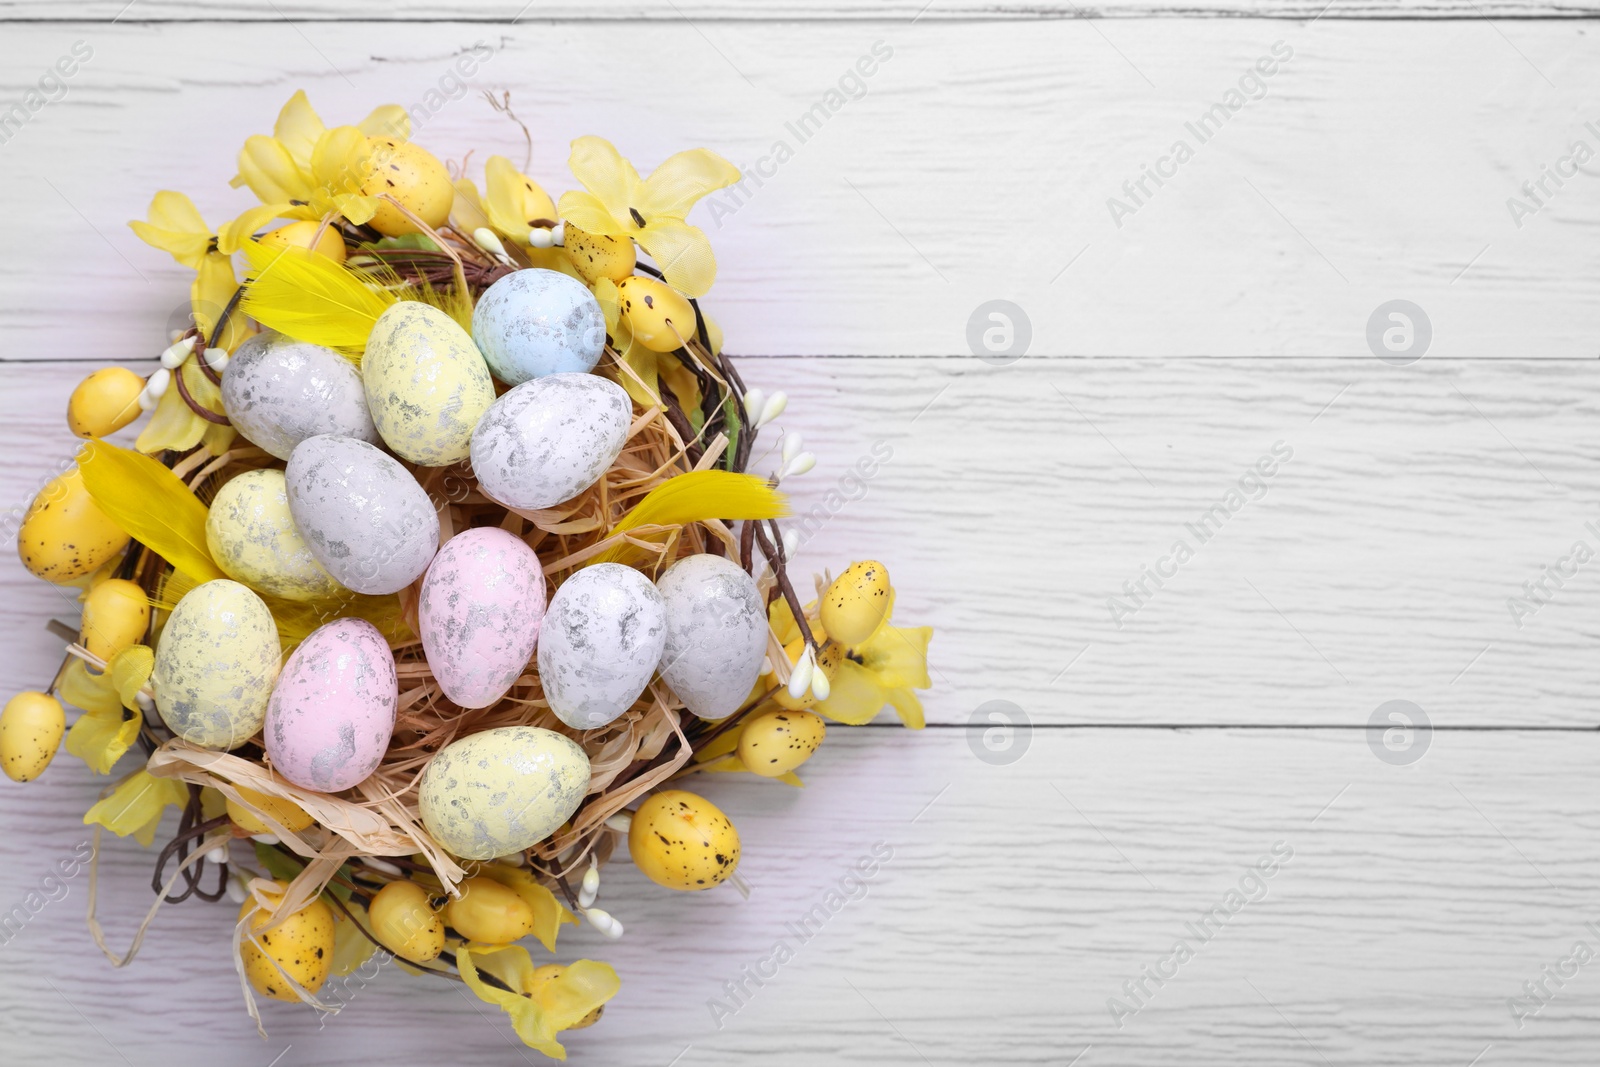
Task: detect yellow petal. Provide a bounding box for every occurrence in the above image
[237,134,313,208]
[478,865,578,953]
[134,379,208,455]
[635,147,742,220]
[460,946,620,1060]
[84,770,188,847]
[616,330,662,408]
[636,217,718,298]
[109,645,155,712]
[885,687,925,730]
[331,900,380,977]
[310,126,378,224]
[58,657,120,717]
[814,658,889,726]
[358,104,410,142]
[65,704,141,775]
[558,189,630,239]
[859,625,933,691]
[592,278,622,336]
[449,177,492,235]
[128,191,211,270]
[485,155,557,241]
[566,136,642,227]
[657,349,704,414]
[193,252,252,351]
[272,90,326,170]
[216,203,288,255]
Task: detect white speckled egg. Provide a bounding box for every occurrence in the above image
[471,269,606,384]
[538,564,666,730]
[152,580,281,750]
[363,302,496,467]
[657,554,768,720]
[221,333,378,460]
[205,469,344,602]
[470,374,630,510]
[418,726,589,860]
[418,527,546,710]
[285,435,440,595]
[264,618,398,792]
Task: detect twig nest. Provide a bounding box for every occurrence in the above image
[264,618,398,792]
[538,564,667,731]
[205,469,342,602]
[152,579,281,750]
[418,726,590,861]
[471,268,606,384]
[469,373,631,510]
[220,334,378,461]
[363,302,496,466]
[656,554,768,720]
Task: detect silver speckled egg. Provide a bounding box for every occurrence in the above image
[471,269,606,384]
[285,435,440,595]
[363,302,496,467]
[538,564,666,730]
[205,468,344,602]
[418,526,546,710]
[470,373,631,510]
[152,579,281,750]
[220,333,378,460]
[656,554,768,719]
[418,726,590,860]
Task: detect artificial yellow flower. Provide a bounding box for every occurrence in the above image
[261,89,410,173]
[558,136,740,297]
[459,946,619,1060]
[59,658,142,775]
[452,159,575,278]
[770,596,932,728]
[84,769,189,847]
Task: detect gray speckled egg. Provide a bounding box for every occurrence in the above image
[363,302,496,467]
[284,435,440,595]
[470,373,630,510]
[418,726,590,860]
[205,469,344,602]
[538,564,666,730]
[418,526,546,710]
[264,618,398,792]
[657,554,768,720]
[152,579,281,750]
[220,333,378,460]
[471,269,606,384]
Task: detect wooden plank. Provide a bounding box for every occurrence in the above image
[5,358,1598,727]
[1,729,1595,1064]
[2,20,1598,358]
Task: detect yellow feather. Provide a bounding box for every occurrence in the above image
[591,471,787,565]
[78,441,224,582]
[240,240,395,352]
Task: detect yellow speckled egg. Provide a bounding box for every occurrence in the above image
[362,138,455,236]
[369,879,444,963]
[443,876,534,944]
[820,561,892,647]
[363,302,496,466]
[418,726,590,861]
[152,579,281,750]
[80,578,150,662]
[528,964,604,1028]
[772,638,841,711]
[239,882,336,1002]
[628,790,740,891]
[225,785,314,835]
[564,225,636,285]
[258,220,346,263]
[0,692,65,782]
[617,276,696,352]
[17,467,129,583]
[206,469,343,602]
[737,708,825,778]
[68,368,146,438]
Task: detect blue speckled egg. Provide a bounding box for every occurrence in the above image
[471,269,606,384]
[264,618,398,792]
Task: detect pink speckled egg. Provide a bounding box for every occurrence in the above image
[264,618,398,792]
[418,527,546,709]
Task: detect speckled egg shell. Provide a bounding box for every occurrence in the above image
[470,269,606,384]
[152,580,281,750]
[264,618,398,792]
[362,302,496,467]
[418,726,590,861]
[284,435,440,596]
[469,374,631,510]
[656,554,768,720]
[206,469,344,602]
[418,527,546,710]
[221,333,378,460]
[538,564,666,730]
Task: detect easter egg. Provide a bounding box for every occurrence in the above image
[369,880,444,963]
[17,467,129,583]
[152,579,281,750]
[285,435,440,596]
[363,302,496,467]
[258,220,346,263]
[471,269,606,384]
[564,226,635,286]
[821,560,892,646]
[418,726,590,861]
[225,786,314,835]
[206,469,343,602]
[628,790,739,891]
[80,578,150,662]
[221,333,378,461]
[442,877,534,944]
[239,882,336,1002]
[470,373,631,511]
[0,692,66,782]
[617,276,697,353]
[538,564,666,731]
[418,527,545,710]
[68,367,145,438]
[264,618,398,793]
[656,554,767,720]
[362,138,455,236]
[737,708,825,778]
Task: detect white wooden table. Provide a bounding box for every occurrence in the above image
[3,2,1599,1063]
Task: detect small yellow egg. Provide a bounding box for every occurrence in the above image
[0,692,65,782]
[564,225,636,285]
[628,790,740,892]
[771,638,842,711]
[362,139,455,236]
[80,578,149,662]
[67,368,146,438]
[618,277,696,353]
[225,786,314,835]
[239,882,336,1002]
[368,879,445,963]
[528,964,604,1028]
[258,220,346,264]
[737,708,826,778]
[443,876,535,944]
[17,467,129,583]
[820,561,892,647]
